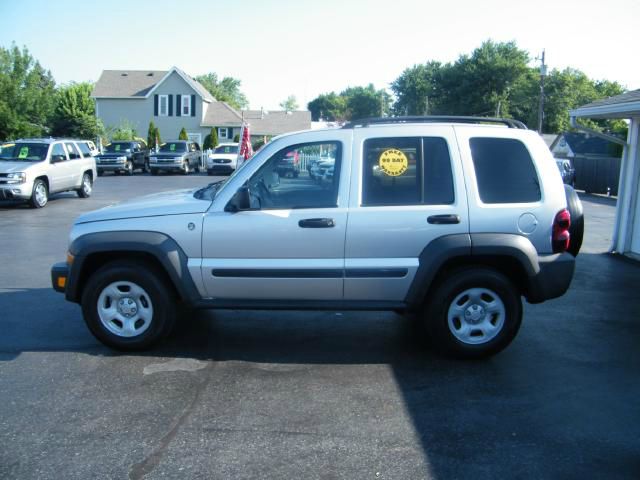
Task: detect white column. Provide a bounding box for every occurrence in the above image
[613,118,640,253]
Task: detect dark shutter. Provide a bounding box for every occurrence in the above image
[168,94,173,116]
[154,95,158,116]
[191,95,196,117]
[176,95,181,117]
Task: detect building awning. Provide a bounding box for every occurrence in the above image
[570,89,640,119]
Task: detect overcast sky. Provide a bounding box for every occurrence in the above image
[1,0,638,110]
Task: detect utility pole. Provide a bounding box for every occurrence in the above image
[537,49,547,133]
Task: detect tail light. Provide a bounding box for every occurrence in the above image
[552,209,571,253]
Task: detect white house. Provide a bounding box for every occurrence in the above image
[570,89,640,258]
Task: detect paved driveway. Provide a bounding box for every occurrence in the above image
[0,180,638,479]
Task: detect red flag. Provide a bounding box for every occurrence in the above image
[239,123,253,160]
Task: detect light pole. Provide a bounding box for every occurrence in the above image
[537,49,547,133]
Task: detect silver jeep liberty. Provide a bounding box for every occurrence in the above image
[51,117,582,358]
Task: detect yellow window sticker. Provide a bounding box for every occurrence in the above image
[18,147,29,159]
[170,144,176,151]
[378,149,408,176]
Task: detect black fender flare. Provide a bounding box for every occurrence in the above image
[65,231,200,304]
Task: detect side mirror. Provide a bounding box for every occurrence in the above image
[225,186,251,212]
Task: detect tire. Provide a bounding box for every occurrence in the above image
[81,260,177,351]
[29,178,48,208]
[76,172,92,198]
[564,185,584,257]
[151,169,159,176]
[194,163,201,173]
[125,161,134,176]
[182,162,190,175]
[423,268,522,359]
[97,170,104,177]
[143,161,150,174]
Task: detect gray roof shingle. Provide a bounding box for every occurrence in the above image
[241,110,312,136]
[202,102,244,126]
[576,89,640,110]
[91,68,214,102]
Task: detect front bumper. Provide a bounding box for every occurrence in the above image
[51,262,69,293]
[526,252,575,303]
[97,163,127,171]
[0,184,32,201]
[207,165,235,174]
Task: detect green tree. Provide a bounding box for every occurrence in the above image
[307,92,347,121]
[147,121,157,148]
[342,84,391,120]
[279,95,299,111]
[108,120,137,141]
[51,82,102,139]
[391,62,442,116]
[178,127,188,140]
[195,72,249,109]
[0,43,56,140]
[203,127,218,149]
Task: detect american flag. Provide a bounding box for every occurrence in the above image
[239,123,253,161]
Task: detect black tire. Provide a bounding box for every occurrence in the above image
[564,185,584,257]
[29,178,48,208]
[81,260,177,351]
[97,170,104,177]
[143,161,150,174]
[125,161,134,176]
[151,168,159,176]
[423,268,522,359]
[76,172,92,198]
[182,162,190,175]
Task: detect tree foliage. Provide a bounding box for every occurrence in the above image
[307,84,390,121]
[279,95,299,111]
[147,121,157,149]
[178,127,188,140]
[203,127,218,150]
[195,72,248,110]
[109,120,137,141]
[389,40,626,133]
[51,82,102,139]
[0,44,56,140]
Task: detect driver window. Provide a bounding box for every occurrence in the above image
[247,141,341,210]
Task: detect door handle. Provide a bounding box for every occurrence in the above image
[427,214,460,225]
[298,218,335,228]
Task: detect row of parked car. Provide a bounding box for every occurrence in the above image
[0,137,242,208]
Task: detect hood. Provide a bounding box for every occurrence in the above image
[0,161,40,173]
[75,188,211,224]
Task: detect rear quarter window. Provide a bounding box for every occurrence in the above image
[470,137,541,204]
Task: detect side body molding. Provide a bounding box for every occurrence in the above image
[66,231,201,304]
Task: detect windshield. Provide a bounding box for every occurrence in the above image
[104,143,132,153]
[0,143,49,161]
[214,145,238,154]
[159,142,187,153]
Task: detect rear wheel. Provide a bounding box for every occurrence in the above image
[81,261,177,351]
[29,179,48,208]
[76,172,92,198]
[424,268,522,359]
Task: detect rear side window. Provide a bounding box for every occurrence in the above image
[470,138,541,204]
[362,137,454,206]
[65,142,81,160]
[77,142,92,158]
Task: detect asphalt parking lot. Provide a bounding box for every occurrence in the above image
[1,175,639,479]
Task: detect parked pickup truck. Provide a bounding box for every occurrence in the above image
[149,140,201,175]
[51,116,583,358]
[96,141,149,175]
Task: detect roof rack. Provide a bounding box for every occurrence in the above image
[342,116,528,130]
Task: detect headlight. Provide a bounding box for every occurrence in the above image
[116,156,127,162]
[6,172,26,184]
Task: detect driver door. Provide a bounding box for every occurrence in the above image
[200,135,350,302]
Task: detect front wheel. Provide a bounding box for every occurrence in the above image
[81,261,177,351]
[29,179,48,208]
[143,161,150,174]
[76,172,92,198]
[423,268,522,359]
[125,161,134,176]
[182,162,190,175]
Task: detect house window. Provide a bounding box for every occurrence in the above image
[159,95,168,116]
[219,127,228,139]
[182,95,191,116]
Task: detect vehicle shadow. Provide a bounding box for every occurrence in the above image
[1,252,639,478]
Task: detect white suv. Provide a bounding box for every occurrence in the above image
[207,143,239,175]
[0,138,97,208]
[51,117,582,358]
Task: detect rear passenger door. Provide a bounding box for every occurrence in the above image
[64,142,84,188]
[344,126,469,302]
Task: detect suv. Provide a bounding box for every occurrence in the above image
[96,141,149,175]
[207,143,239,175]
[149,140,201,175]
[1,138,96,208]
[51,117,582,358]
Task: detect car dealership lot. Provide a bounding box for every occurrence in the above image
[1,177,639,479]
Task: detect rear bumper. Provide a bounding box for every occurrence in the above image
[51,262,69,293]
[526,252,575,303]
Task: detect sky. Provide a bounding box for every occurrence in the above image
[1,0,638,110]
